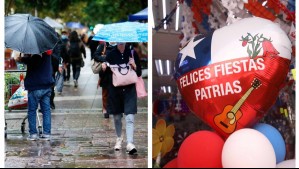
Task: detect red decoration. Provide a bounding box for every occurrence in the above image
[268,0,295,22]
[244,0,276,21]
[178,131,224,168]
[164,158,178,168]
[46,50,53,55]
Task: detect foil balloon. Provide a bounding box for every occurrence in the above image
[174,17,291,138]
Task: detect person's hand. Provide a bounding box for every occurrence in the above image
[102,62,107,71]
[129,57,136,70]
[13,51,21,62]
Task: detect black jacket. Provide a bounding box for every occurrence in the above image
[21,53,54,91]
[94,43,116,88]
[105,46,142,115]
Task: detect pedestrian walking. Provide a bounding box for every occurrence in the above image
[101,42,142,155]
[61,31,71,83]
[87,31,99,60]
[94,42,116,119]
[67,31,86,88]
[50,35,64,109]
[14,52,55,141]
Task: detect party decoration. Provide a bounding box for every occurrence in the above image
[222,129,276,168]
[177,131,224,168]
[276,159,296,168]
[253,123,286,164]
[180,1,196,46]
[174,17,292,138]
[163,158,178,168]
[244,0,276,21]
[153,119,175,159]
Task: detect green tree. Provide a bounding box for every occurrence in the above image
[5,0,147,27]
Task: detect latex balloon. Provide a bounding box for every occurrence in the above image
[222,129,276,168]
[164,158,178,168]
[253,123,286,164]
[174,17,292,138]
[276,159,296,168]
[178,131,224,168]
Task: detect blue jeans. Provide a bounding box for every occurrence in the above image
[55,71,64,92]
[114,114,135,144]
[27,88,52,135]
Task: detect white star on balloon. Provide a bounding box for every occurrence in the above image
[179,37,204,67]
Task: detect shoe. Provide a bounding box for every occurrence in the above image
[57,92,62,95]
[126,143,137,155]
[74,80,78,88]
[50,103,55,110]
[27,134,38,141]
[114,137,123,151]
[40,134,51,141]
[104,113,109,119]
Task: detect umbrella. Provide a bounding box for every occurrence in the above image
[128,7,148,21]
[44,17,64,29]
[5,14,59,54]
[92,21,148,42]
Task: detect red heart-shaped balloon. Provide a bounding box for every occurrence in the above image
[174,17,291,138]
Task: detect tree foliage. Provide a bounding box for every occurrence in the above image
[5,0,147,27]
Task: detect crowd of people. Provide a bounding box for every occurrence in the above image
[14,30,148,155]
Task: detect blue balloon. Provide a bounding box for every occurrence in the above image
[253,123,286,164]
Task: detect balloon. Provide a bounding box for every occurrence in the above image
[178,131,224,168]
[253,123,286,163]
[174,17,292,138]
[164,158,178,168]
[222,129,276,168]
[276,159,296,168]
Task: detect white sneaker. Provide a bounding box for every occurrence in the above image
[114,137,123,151]
[126,143,137,155]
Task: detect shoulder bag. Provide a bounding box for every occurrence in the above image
[109,63,138,87]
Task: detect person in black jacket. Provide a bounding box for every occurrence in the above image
[94,42,116,119]
[87,32,99,60]
[14,52,55,141]
[50,38,63,109]
[61,31,71,82]
[67,31,86,88]
[101,42,141,155]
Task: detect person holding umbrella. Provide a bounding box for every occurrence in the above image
[101,42,142,155]
[14,52,55,140]
[6,14,59,141]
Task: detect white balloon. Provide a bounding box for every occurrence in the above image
[222,129,276,168]
[276,159,296,168]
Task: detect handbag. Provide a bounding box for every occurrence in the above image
[110,63,138,87]
[91,59,102,74]
[91,44,106,74]
[136,77,147,98]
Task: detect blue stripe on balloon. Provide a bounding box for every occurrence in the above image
[174,32,213,80]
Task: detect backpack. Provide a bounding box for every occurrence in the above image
[68,42,81,59]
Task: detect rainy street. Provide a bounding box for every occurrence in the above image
[5,47,148,168]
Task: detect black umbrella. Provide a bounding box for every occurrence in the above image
[5,14,59,54]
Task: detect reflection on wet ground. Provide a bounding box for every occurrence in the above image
[5,113,148,168]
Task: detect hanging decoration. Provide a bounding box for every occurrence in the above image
[221,0,246,24]
[244,0,276,21]
[180,1,196,47]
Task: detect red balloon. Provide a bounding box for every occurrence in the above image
[164,158,178,168]
[178,131,224,168]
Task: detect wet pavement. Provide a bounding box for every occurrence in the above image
[5,47,149,168]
